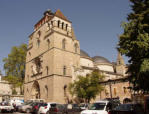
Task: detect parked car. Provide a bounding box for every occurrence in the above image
[0,102,14,113]
[38,102,57,114]
[47,104,66,114]
[32,102,45,114]
[18,102,39,113]
[10,99,24,111]
[81,100,111,114]
[109,103,144,114]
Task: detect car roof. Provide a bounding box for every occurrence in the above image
[95,100,109,104]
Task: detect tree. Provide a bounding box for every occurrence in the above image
[117,0,149,92]
[69,70,104,103]
[3,43,27,94]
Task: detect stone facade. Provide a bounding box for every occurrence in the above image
[24,9,80,103]
[24,9,131,103]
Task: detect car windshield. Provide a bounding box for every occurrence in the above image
[0,102,11,106]
[43,103,47,106]
[79,104,86,107]
[89,103,106,110]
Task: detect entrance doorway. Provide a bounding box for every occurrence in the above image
[31,81,40,99]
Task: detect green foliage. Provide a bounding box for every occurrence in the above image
[3,75,21,95]
[118,0,149,92]
[3,43,27,94]
[12,89,17,95]
[68,70,104,103]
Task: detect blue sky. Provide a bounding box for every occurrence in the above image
[0,0,131,75]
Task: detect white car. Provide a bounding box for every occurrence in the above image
[0,102,14,113]
[81,100,110,114]
[38,102,57,114]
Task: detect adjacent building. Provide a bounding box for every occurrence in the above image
[0,74,12,102]
[24,9,131,103]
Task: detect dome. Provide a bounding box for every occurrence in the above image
[80,50,90,58]
[92,56,111,64]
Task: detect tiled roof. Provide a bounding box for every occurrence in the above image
[54,9,70,22]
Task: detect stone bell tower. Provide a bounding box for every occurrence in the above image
[24,9,80,103]
[116,52,126,76]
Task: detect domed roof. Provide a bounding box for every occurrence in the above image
[92,56,111,64]
[80,50,90,58]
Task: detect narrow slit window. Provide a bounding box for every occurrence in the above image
[62,39,66,50]
[58,20,60,28]
[63,66,66,75]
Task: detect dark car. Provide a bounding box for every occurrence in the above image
[110,103,144,114]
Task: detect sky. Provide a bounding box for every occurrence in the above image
[0,0,131,75]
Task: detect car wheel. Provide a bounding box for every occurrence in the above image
[10,110,14,113]
[26,108,31,113]
[46,111,50,114]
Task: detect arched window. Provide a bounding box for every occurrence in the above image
[62,22,64,29]
[62,39,66,50]
[58,20,60,28]
[74,43,78,53]
[63,66,66,75]
[45,85,48,98]
[37,39,40,48]
[37,31,41,37]
[47,39,50,49]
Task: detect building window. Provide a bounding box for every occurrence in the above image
[29,52,31,56]
[123,87,127,94]
[46,66,49,75]
[47,39,50,49]
[62,39,66,50]
[114,88,117,96]
[32,57,42,74]
[74,43,78,53]
[58,20,60,28]
[37,31,41,37]
[63,66,66,75]
[62,22,64,29]
[45,85,48,98]
[51,21,53,26]
[37,39,40,48]
[66,24,68,30]
[27,75,29,81]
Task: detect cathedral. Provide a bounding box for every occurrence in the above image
[24,9,131,103]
